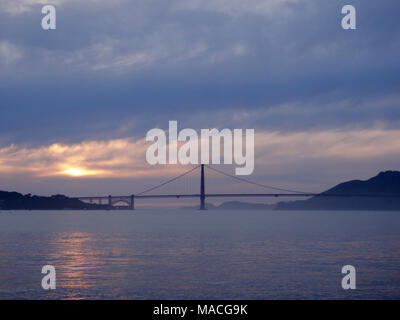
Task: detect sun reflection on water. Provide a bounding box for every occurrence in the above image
[48,232,102,293]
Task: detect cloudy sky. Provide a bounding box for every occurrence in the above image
[0,0,399,202]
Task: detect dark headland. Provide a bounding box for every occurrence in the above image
[275,170,400,211]
[0,192,106,210]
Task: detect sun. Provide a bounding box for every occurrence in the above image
[61,168,91,177]
[58,165,107,177]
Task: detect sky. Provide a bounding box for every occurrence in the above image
[0,0,400,203]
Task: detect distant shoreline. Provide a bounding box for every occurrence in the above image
[2,171,400,211]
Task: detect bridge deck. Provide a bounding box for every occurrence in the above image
[76,193,400,200]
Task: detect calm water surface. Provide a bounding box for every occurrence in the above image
[0,209,399,299]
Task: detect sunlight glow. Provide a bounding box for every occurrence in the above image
[61,168,95,177]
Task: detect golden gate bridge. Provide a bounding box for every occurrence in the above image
[74,165,398,210]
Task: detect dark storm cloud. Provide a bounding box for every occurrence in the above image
[0,0,399,145]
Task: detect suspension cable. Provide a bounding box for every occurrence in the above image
[205,165,311,194]
[136,165,201,196]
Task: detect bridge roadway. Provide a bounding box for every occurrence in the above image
[74,165,400,210]
[75,192,400,210]
[76,193,400,200]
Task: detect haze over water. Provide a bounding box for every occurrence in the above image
[0,209,399,299]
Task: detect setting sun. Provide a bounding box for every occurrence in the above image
[61,168,95,177]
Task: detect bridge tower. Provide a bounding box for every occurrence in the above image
[130,195,135,210]
[108,195,112,210]
[200,164,206,210]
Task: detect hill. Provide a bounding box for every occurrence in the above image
[217,201,275,210]
[275,171,400,211]
[181,201,274,210]
[0,191,107,210]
